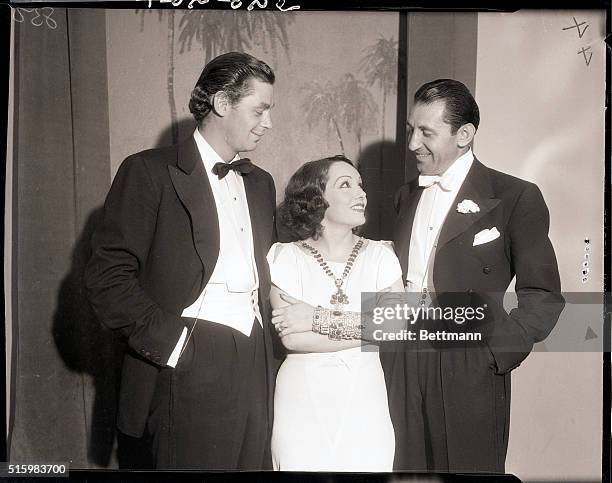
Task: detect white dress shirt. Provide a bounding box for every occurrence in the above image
[167,130,262,367]
[406,149,474,296]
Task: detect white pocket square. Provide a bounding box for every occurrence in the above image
[473,227,500,246]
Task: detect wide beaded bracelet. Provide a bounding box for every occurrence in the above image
[312,307,363,340]
[328,310,345,341]
[343,320,364,340]
[339,311,364,340]
[313,306,330,335]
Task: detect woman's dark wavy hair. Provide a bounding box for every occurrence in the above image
[278,155,355,241]
[189,52,275,124]
[414,78,480,133]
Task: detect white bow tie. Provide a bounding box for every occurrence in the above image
[418,172,457,191]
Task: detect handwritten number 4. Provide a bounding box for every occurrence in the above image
[563,17,589,39]
[578,47,593,66]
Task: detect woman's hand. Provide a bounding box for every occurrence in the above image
[271,292,315,337]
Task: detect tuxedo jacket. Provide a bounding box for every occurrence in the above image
[84,137,277,438]
[393,158,564,373]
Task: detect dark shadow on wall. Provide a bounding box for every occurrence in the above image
[154,117,196,149]
[49,117,196,469]
[358,12,412,242]
[358,141,406,242]
[52,207,125,468]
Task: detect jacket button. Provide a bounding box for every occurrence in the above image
[468,289,474,295]
[145,351,151,357]
[483,266,491,274]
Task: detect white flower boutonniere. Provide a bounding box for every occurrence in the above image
[457,199,480,214]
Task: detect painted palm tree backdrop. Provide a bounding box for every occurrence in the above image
[301,35,397,161]
[178,10,293,59]
[120,11,400,192]
[301,75,378,157]
[338,74,379,154]
[137,9,294,144]
[360,36,399,147]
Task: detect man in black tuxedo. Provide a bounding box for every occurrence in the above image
[391,79,564,472]
[85,52,278,469]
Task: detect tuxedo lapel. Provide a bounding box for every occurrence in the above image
[243,170,276,427]
[394,179,423,278]
[436,159,500,250]
[243,171,271,282]
[169,137,220,290]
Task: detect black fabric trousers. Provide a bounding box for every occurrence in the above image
[381,349,427,471]
[415,349,510,473]
[147,319,269,469]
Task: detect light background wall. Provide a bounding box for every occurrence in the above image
[106,10,403,239]
[6,8,606,479]
[106,9,605,480]
[106,10,399,195]
[8,8,118,468]
[475,10,605,481]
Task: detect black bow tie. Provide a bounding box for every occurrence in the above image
[212,158,254,179]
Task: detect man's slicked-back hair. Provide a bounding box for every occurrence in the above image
[414,79,480,133]
[189,52,275,124]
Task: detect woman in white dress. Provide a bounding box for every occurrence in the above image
[267,155,405,472]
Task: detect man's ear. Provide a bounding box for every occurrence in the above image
[456,123,476,148]
[212,91,231,117]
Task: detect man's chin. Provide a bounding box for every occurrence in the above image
[416,163,431,175]
[239,143,257,153]
[248,138,263,150]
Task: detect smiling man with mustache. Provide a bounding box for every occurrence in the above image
[390,79,565,473]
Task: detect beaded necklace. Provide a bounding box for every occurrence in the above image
[300,237,364,309]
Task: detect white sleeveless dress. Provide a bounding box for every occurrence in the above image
[266,240,402,472]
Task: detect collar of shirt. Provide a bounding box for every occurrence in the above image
[193,128,240,174]
[419,149,474,192]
